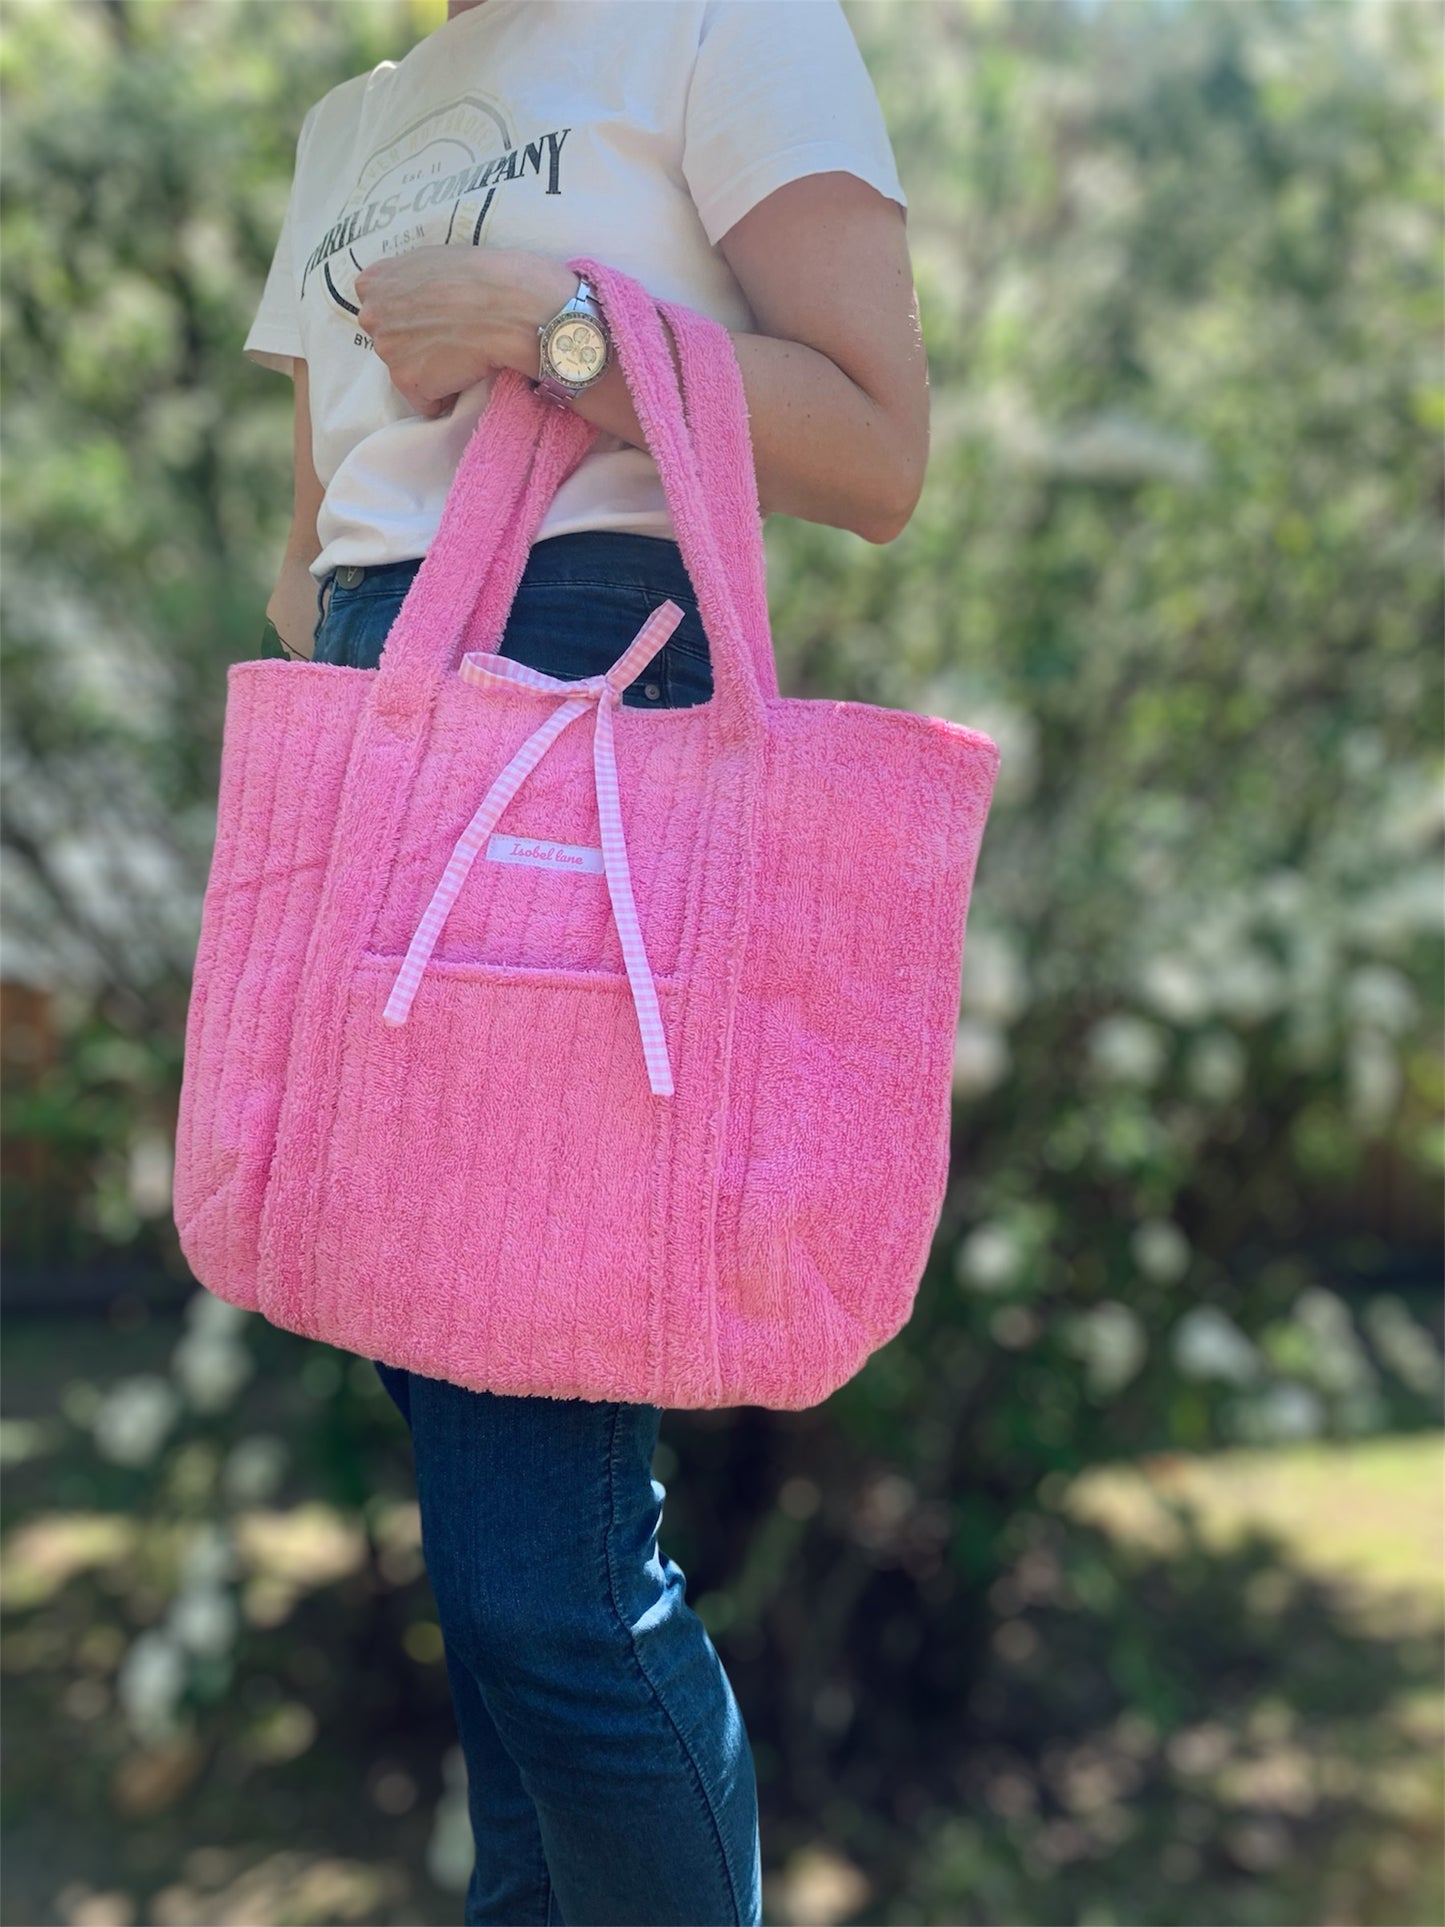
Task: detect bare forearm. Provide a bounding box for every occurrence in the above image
[558,328,923,545]
[355,206,929,547]
[265,358,328,655]
[474,253,925,546]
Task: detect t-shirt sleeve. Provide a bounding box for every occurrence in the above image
[242,106,317,377]
[682,0,906,248]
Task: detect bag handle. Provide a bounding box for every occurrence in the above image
[654,293,774,693]
[370,375,594,732]
[456,276,778,702]
[567,261,778,704]
[371,261,771,740]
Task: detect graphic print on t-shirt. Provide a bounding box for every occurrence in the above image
[298,94,570,350]
[242,1,909,561]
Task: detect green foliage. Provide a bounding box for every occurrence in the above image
[790,0,1444,1470]
[0,0,407,1260]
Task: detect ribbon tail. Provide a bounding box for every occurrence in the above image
[594,700,674,1097]
[383,699,589,1025]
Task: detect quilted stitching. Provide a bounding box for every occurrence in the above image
[172,265,1001,1411]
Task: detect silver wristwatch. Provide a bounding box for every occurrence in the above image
[536,276,610,407]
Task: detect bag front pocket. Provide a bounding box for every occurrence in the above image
[256,953,708,1405]
[367,691,713,982]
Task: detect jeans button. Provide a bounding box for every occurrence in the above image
[643,682,662,700]
[337,564,365,588]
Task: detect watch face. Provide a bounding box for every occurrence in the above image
[547,316,607,384]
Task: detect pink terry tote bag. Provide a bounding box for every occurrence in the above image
[172,256,1002,1412]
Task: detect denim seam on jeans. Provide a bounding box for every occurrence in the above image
[521,583,712,665]
[316,564,711,664]
[318,571,697,607]
[602,1402,744,1923]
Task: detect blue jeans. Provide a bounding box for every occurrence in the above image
[310,529,714,708]
[310,535,758,1927]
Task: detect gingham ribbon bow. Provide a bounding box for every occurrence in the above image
[382,601,685,1098]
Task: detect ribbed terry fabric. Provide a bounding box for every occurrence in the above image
[171,260,1002,1412]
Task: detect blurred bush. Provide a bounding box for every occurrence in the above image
[1,1,1440,1923]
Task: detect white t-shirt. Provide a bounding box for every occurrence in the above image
[242,0,906,578]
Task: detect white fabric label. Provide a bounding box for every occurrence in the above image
[486,832,604,875]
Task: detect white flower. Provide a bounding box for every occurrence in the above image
[1087,1014,1169,1086]
[1287,926,1336,999]
[1346,965,1419,1037]
[92,1375,181,1467]
[1132,1219,1191,1284]
[184,1290,250,1337]
[1378,769,1445,853]
[955,1222,1022,1293]
[168,1584,238,1658]
[1293,1288,1378,1396]
[426,1746,475,1894]
[987,709,1038,804]
[1064,1300,1147,1398]
[1211,952,1286,1024]
[960,930,1029,1024]
[1171,1307,1263,1385]
[178,1521,235,1591]
[1244,1382,1325,1442]
[1363,1296,1443,1397]
[117,1629,187,1741]
[1032,413,1210,487]
[1185,1032,1247,1103]
[1139,955,1212,1026]
[1253,870,1309,925]
[127,1129,175,1218]
[1282,997,1334,1073]
[221,1434,290,1506]
[172,1330,254,1413]
[1346,1031,1401,1135]
[953,1019,1010,1096]
[1341,728,1386,779]
[1351,864,1445,950]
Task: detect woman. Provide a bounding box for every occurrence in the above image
[245,2,927,1922]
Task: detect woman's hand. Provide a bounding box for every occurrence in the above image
[357,172,929,542]
[264,553,323,658]
[354,246,574,417]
